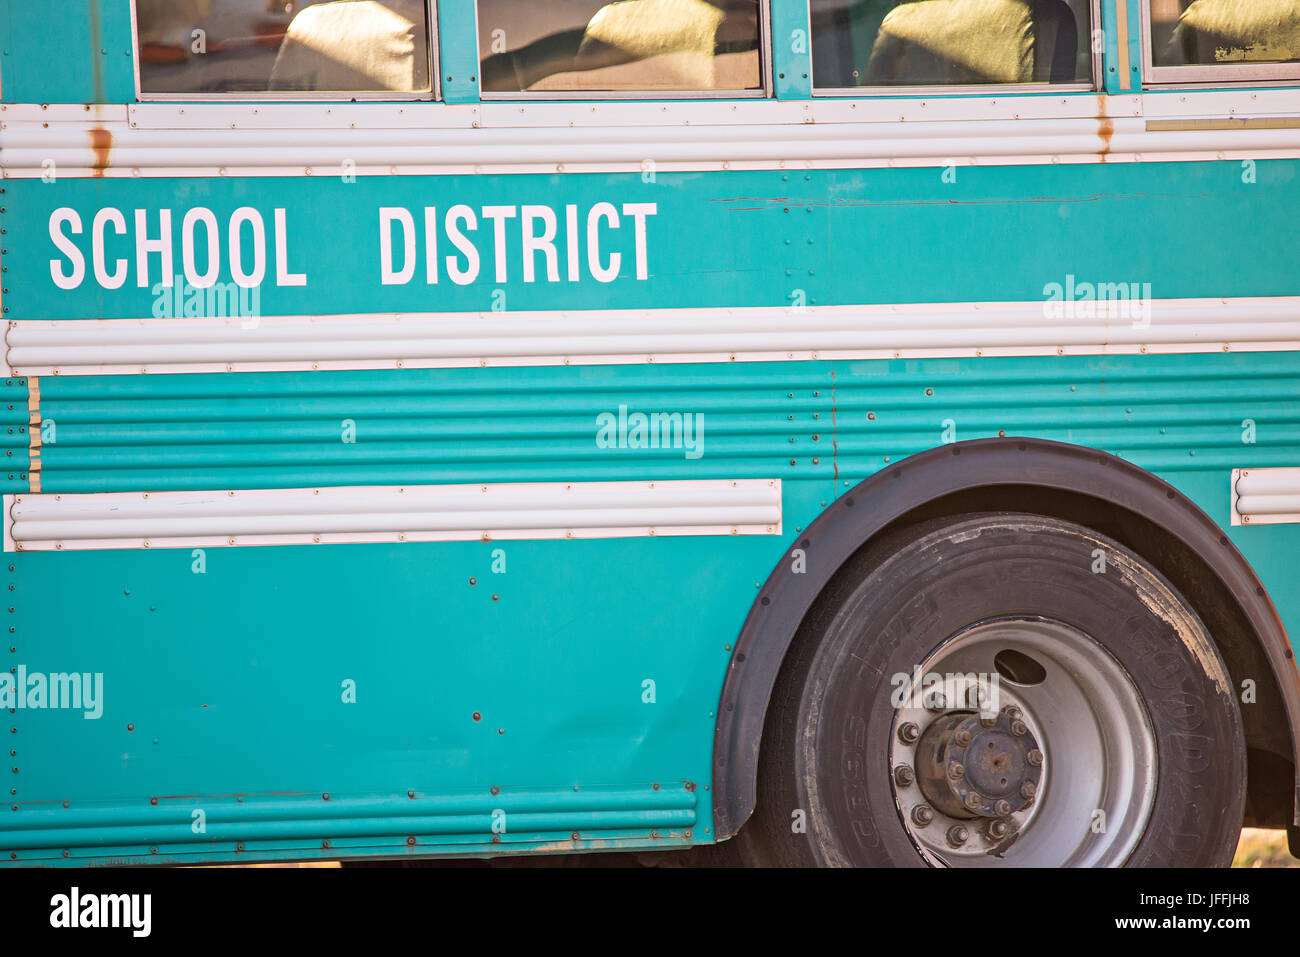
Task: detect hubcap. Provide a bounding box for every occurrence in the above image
[914,709,1043,820]
[889,617,1157,867]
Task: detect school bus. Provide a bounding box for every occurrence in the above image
[1,0,1298,867]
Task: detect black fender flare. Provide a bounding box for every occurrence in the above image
[711,437,1300,839]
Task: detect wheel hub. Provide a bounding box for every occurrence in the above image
[914,707,1043,820]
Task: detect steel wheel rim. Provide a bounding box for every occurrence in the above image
[889,617,1158,867]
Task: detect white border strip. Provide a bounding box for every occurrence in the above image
[7,297,1299,376]
[1231,467,1300,527]
[4,479,782,552]
[3,92,1300,176]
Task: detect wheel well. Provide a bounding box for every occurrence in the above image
[863,485,1295,830]
[713,438,1300,841]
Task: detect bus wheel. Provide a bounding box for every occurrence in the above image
[740,512,1246,867]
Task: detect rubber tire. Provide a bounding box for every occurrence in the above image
[734,512,1246,867]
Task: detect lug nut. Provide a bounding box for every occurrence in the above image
[1011,720,1028,736]
[964,792,982,811]
[979,714,997,728]
[994,799,1011,816]
[1021,781,1037,799]
[954,729,972,747]
[1002,705,1023,721]
[946,824,969,848]
[894,765,915,788]
[948,761,965,779]
[985,819,1008,840]
[897,722,920,745]
[926,695,948,713]
[1026,748,1043,767]
[911,805,934,827]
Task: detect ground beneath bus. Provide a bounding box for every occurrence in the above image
[229,828,1296,868]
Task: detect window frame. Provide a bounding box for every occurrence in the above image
[807,0,1102,97]
[1140,0,1300,86]
[130,0,442,102]
[474,0,773,100]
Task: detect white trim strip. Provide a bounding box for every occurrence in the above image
[7,89,1290,129]
[7,297,1299,376]
[4,92,1300,177]
[4,479,782,551]
[1232,468,1300,527]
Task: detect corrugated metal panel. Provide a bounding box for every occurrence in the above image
[0,786,696,861]
[25,353,1300,497]
[4,92,1300,176]
[1232,467,1300,526]
[5,479,782,551]
[8,297,1300,376]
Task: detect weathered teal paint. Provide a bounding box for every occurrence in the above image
[436,0,480,104]
[1112,0,1144,95]
[9,529,755,862]
[10,155,1300,865]
[4,1,1300,868]
[9,347,1300,864]
[28,354,1300,495]
[11,158,1300,320]
[770,0,813,99]
[0,1,135,104]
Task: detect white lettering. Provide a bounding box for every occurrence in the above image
[379,207,416,286]
[91,208,127,290]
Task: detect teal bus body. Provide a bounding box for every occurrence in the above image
[1,0,1298,865]
[13,352,1300,864]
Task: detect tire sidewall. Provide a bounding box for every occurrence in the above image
[789,514,1245,867]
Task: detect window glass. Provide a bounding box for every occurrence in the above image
[136,0,432,95]
[810,0,1092,88]
[1150,0,1300,68]
[476,0,763,94]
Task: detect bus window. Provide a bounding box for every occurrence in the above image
[135,0,433,96]
[809,0,1093,90]
[476,0,764,95]
[1146,0,1300,81]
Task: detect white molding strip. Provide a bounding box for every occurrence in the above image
[1231,468,1300,526]
[3,479,781,551]
[7,297,1299,376]
[2,92,1300,177]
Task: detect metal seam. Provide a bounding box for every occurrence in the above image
[25,377,39,494]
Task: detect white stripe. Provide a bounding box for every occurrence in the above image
[7,297,1299,376]
[4,480,782,551]
[2,91,1299,177]
[1232,468,1300,527]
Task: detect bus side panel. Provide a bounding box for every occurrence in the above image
[6,162,1298,320]
[3,156,1299,863]
[0,1,135,104]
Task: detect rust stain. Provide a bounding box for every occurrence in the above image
[1097,94,1113,161]
[89,128,112,177]
[1097,118,1114,161]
